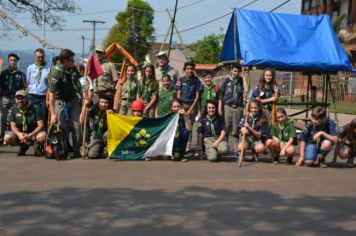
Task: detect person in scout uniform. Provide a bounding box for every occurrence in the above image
[4,90,46,156]
[93,45,119,102]
[296,106,338,168]
[48,49,82,157]
[155,51,179,88]
[171,98,192,162]
[80,94,111,159]
[197,100,228,162]
[251,68,279,123]
[138,63,158,117]
[26,48,50,126]
[219,63,249,146]
[113,64,140,115]
[338,119,356,167]
[198,71,219,120]
[237,99,269,162]
[0,53,27,143]
[266,108,297,164]
[156,74,176,117]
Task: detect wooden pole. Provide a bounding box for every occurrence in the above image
[238,100,250,167]
[82,65,90,160]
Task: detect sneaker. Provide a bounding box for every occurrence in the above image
[345,158,354,168]
[253,153,259,162]
[34,144,44,157]
[272,155,279,164]
[318,156,328,168]
[17,144,29,156]
[144,157,152,161]
[180,158,189,162]
[287,156,294,165]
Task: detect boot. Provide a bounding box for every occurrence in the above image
[17,144,29,156]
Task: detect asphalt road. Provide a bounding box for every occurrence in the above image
[0,145,355,236]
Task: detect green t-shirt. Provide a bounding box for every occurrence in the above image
[7,103,42,133]
[270,119,296,142]
[139,79,158,102]
[200,84,218,111]
[157,87,176,117]
[48,64,81,102]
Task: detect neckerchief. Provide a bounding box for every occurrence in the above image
[207,115,216,136]
[36,62,47,85]
[204,85,214,100]
[277,121,286,141]
[17,104,29,132]
[160,65,168,74]
[127,76,134,102]
[228,75,240,99]
[249,114,258,130]
[142,79,152,101]
[315,120,326,147]
[96,112,105,138]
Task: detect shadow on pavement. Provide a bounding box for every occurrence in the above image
[1,187,355,235]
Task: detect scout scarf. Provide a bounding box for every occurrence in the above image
[228,75,240,99]
[96,112,106,138]
[207,115,216,136]
[142,79,152,102]
[249,113,258,130]
[17,104,29,132]
[204,85,215,100]
[36,62,47,84]
[314,120,326,147]
[277,121,287,142]
[126,76,134,102]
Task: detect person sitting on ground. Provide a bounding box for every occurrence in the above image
[266,108,297,164]
[237,99,269,162]
[80,94,111,159]
[337,118,356,167]
[296,106,338,168]
[4,90,46,156]
[197,100,228,162]
[156,74,176,117]
[171,98,192,162]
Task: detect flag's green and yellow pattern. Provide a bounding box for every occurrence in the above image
[107,112,178,160]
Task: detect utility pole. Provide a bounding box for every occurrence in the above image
[168,0,179,58]
[83,20,105,52]
[131,7,137,59]
[81,35,85,60]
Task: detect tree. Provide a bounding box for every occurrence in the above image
[103,0,155,63]
[333,14,356,61]
[0,0,77,30]
[190,34,223,64]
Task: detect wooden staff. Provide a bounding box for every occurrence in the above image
[271,93,276,125]
[238,100,250,167]
[82,66,90,159]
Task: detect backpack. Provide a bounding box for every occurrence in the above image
[44,124,69,160]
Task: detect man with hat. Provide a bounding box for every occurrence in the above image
[155,51,179,88]
[4,90,46,156]
[93,45,119,102]
[0,53,27,143]
[48,49,82,157]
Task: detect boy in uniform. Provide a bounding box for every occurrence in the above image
[296,107,338,167]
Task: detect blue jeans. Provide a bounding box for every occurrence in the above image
[173,128,190,154]
[305,143,318,161]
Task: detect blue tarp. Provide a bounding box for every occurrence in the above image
[220,8,352,72]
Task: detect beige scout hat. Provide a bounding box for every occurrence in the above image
[15,90,27,97]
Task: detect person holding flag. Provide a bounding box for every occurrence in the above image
[48,49,82,158]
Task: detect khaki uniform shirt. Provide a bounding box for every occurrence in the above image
[95,61,119,96]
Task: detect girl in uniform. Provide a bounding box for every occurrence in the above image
[138,64,158,117]
[266,108,297,164]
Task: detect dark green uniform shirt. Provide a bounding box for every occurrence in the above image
[139,79,158,103]
[200,84,218,112]
[270,119,296,142]
[0,68,27,96]
[48,64,81,102]
[7,103,42,133]
[157,87,176,117]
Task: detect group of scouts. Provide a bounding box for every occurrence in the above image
[0,45,355,167]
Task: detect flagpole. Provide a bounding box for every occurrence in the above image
[82,65,89,160]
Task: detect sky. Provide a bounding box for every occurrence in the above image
[0,0,301,53]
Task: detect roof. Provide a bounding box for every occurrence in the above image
[220,8,353,72]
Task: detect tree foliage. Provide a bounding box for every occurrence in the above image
[103,0,155,63]
[190,34,223,64]
[0,0,77,30]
